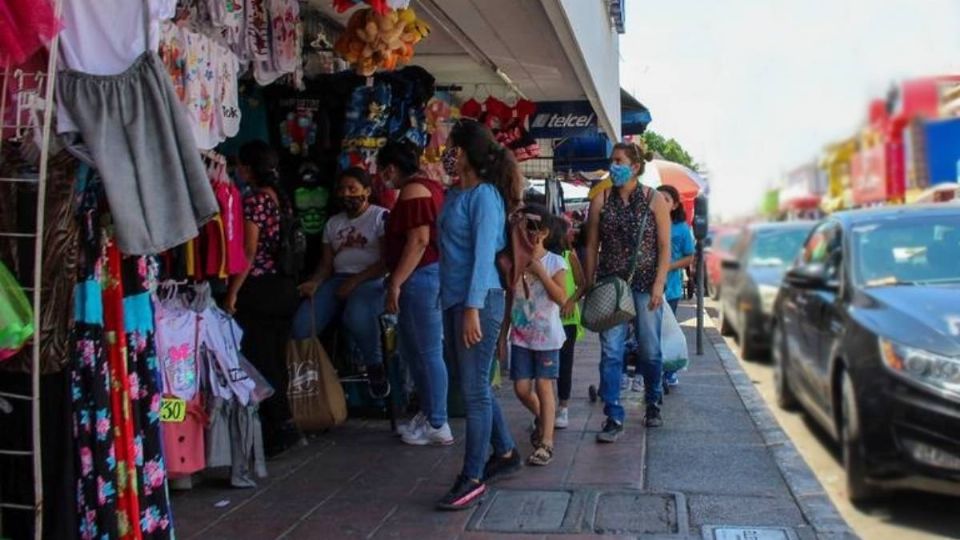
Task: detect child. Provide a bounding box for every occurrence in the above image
[510,205,568,466]
[656,185,695,387]
[545,217,587,429]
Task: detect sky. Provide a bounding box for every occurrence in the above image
[619,0,960,220]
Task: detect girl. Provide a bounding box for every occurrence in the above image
[510,205,567,466]
[435,119,523,511]
[546,216,587,429]
[656,185,695,387]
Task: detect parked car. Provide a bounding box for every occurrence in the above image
[705,226,742,299]
[718,221,814,359]
[771,205,960,503]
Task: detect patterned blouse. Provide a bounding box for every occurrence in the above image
[597,185,659,293]
[243,191,281,276]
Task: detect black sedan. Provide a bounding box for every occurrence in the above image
[718,221,814,359]
[772,205,960,503]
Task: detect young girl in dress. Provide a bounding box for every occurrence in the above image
[510,205,568,466]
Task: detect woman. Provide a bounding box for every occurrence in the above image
[435,119,522,511]
[584,141,672,439]
[377,140,452,446]
[547,217,586,430]
[656,185,695,387]
[292,167,389,392]
[226,140,302,456]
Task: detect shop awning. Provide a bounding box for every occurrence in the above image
[310,0,623,138]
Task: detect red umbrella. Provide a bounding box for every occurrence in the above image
[649,160,704,224]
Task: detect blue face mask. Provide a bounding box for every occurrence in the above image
[609,163,633,186]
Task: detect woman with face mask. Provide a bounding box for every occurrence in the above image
[376,140,452,446]
[583,141,673,440]
[291,167,390,394]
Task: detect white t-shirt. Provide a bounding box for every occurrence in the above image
[510,252,568,351]
[323,206,388,275]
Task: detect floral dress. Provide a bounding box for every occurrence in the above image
[243,190,281,276]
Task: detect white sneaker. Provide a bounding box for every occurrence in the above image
[396,412,426,438]
[555,407,569,430]
[621,374,631,391]
[401,422,454,446]
[631,377,644,393]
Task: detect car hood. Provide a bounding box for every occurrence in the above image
[747,265,786,287]
[853,285,960,356]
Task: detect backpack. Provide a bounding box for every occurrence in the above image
[278,205,308,278]
[495,207,537,360]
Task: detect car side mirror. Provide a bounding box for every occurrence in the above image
[721,258,741,271]
[785,264,837,291]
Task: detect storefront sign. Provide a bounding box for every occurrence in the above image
[529,101,599,138]
[852,145,888,205]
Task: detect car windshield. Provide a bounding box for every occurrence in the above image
[715,232,740,252]
[853,214,960,287]
[748,229,810,267]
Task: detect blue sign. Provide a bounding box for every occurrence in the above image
[529,101,600,139]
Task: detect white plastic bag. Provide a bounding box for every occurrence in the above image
[661,305,689,373]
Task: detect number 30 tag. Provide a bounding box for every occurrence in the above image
[160,397,186,423]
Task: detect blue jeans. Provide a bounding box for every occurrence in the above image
[444,290,516,480]
[599,291,664,420]
[398,264,447,427]
[291,275,384,366]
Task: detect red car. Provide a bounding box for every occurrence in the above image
[705,226,742,299]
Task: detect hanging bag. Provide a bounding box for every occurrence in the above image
[581,188,653,333]
[661,303,690,373]
[285,301,348,431]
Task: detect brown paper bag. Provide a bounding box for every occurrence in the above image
[286,334,347,431]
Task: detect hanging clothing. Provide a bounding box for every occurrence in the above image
[0,0,59,66]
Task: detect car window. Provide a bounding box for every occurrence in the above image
[747,228,812,267]
[800,223,838,266]
[852,215,960,286]
[716,232,740,252]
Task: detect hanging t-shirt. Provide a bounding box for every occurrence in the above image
[322,205,387,275]
[510,252,568,351]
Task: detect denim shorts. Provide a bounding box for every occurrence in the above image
[509,346,560,380]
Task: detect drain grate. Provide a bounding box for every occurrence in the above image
[470,489,574,533]
[593,492,679,535]
[703,525,799,540]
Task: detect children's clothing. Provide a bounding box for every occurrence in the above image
[510,252,568,351]
[509,347,559,381]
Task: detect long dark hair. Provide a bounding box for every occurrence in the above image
[376,140,421,176]
[239,140,290,210]
[545,215,571,255]
[657,185,687,223]
[450,119,523,211]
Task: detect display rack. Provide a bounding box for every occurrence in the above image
[0,1,63,537]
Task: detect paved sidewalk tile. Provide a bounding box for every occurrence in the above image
[169,303,848,539]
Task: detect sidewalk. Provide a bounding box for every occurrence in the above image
[169,304,855,540]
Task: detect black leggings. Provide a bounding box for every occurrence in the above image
[558,325,578,402]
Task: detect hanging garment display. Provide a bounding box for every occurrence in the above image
[460,96,540,161]
[0,0,59,66]
[0,260,32,361]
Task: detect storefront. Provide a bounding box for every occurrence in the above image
[780,161,825,219]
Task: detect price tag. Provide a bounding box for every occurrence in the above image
[160,397,186,423]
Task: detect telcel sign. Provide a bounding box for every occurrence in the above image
[529,101,599,138]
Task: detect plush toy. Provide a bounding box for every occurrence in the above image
[333,6,431,76]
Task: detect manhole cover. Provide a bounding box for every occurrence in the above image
[593,492,678,534]
[704,526,799,540]
[472,490,572,532]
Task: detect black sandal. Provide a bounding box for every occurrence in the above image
[528,444,554,466]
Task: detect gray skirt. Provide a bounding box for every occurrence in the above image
[57,52,218,255]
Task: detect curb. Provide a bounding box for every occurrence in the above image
[703,315,858,540]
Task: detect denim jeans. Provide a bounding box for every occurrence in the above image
[291,274,384,366]
[444,289,516,480]
[398,264,447,427]
[599,291,664,420]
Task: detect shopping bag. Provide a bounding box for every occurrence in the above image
[0,261,33,361]
[286,325,348,431]
[661,305,689,373]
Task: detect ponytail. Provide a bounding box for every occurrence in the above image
[450,119,523,212]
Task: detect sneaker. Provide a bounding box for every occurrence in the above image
[436,475,486,511]
[621,374,631,391]
[644,405,664,428]
[483,449,522,483]
[397,412,426,438]
[555,407,569,430]
[631,377,644,393]
[596,418,623,443]
[402,422,454,446]
[665,371,679,387]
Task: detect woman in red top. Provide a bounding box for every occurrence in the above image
[377,140,451,446]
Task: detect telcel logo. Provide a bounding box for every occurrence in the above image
[531,112,595,129]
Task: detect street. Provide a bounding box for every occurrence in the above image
[707,302,960,540]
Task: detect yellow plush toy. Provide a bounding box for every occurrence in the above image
[334,6,431,76]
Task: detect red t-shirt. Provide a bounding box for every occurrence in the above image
[385,176,444,272]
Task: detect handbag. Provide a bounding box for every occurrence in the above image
[285,301,348,431]
[581,188,653,333]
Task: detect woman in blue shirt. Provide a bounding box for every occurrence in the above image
[656,185,695,387]
[435,119,523,511]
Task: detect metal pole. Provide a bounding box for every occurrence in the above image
[696,241,705,356]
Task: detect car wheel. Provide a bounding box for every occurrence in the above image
[772,321,798,410]
[840,369,881,505]
[738,313,761,360]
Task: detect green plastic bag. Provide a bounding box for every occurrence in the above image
[0,262,33,361]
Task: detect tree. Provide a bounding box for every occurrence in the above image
[641,130,700,172]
